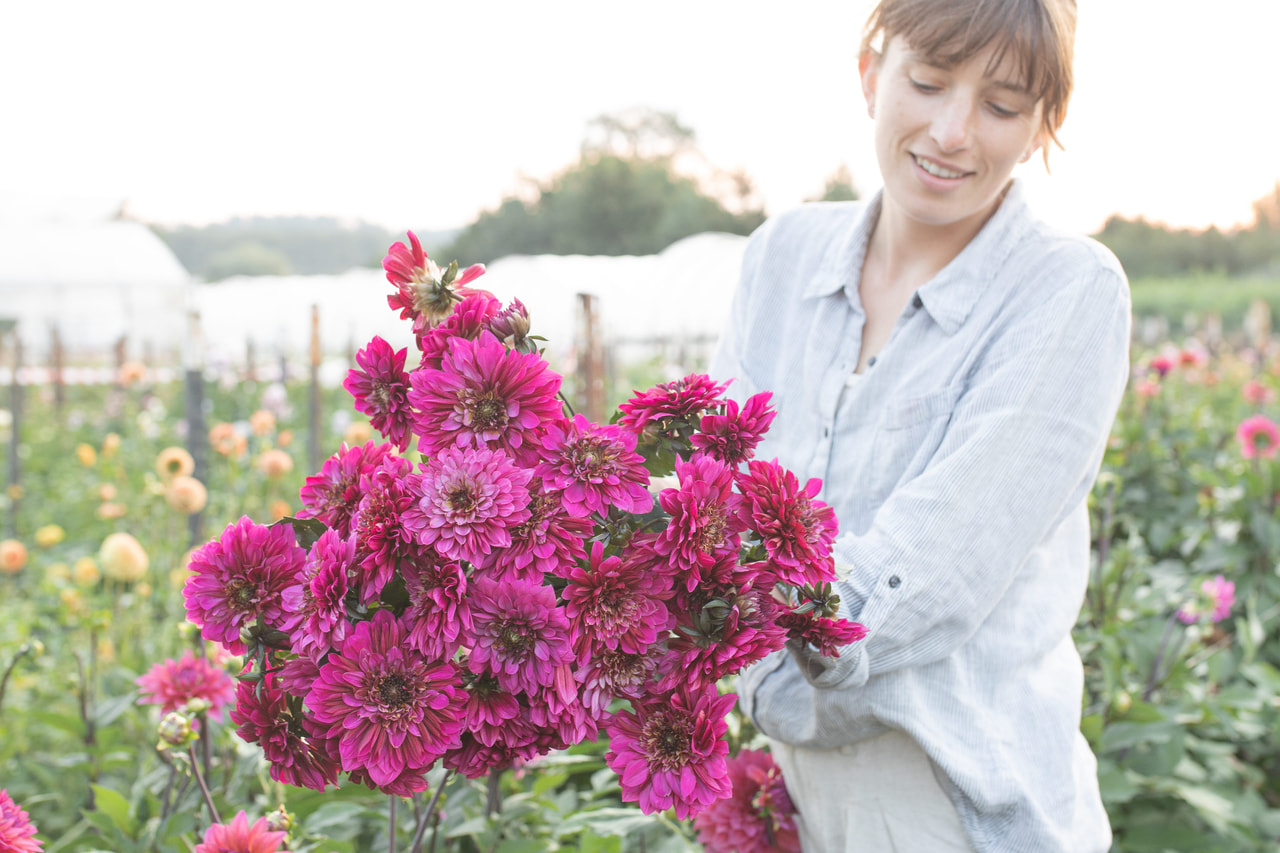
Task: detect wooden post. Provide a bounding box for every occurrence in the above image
[113,335,127,386]
[50,325,65,417]
[245,338,257,382]
[576,293,605,423]
[7,333,22,538]
[184,313,206,546]
[309,305,322,475]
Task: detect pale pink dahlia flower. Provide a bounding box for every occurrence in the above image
[693,749,801,853]
[605,682,736,819]
[1237,414,1280,459]
[136,650,236,719]
[408,330,562,466]
[0,789,42,853]
[307,610,466,793]
[738,460,838,587]
[184,516,306,654]
[536,414,653,518]
[344,336,414,451]
[193,810,291,853]
[466,575,574,695]
[403,445,532,565]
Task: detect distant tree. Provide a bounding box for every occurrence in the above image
[1251,181,1280,230]
[807,165,860,203]
[443,110,766,264]
[203,241,293,280]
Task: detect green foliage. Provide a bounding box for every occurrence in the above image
[806,164,860,203]
[203,241,294,280]
[1130,275,1280,334]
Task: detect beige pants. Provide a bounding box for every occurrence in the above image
[769,730,974,853]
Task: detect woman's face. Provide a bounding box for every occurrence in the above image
[861,36,1046,235]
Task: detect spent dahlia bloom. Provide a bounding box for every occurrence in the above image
[605,682,736,819]
[738,460,838,587]
[536,414,653,518]
[481,478,592,582]
[231,670,341,792]
[344,336,414,451]
[193,811,292,853]
[402,446,532,565]
[693,749,801,853]
[1238,414,1280,459]
[654,455,749,588]
[418,291,502,369]
[690,392,777,467]
[408,330,562,467]
[384,230,487,335]
[618,374,730,434]
[563,541,675,660]
[298,441,395,537]
[403,554,471,661]
[136,651,236,719]
[0,789,42,853]
[351,454,424,604]
[308,610,466,792]
[280,529,354,657]
[466,575,574,695]
[184,517,306,654]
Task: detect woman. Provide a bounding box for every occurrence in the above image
[712,0,1126,850]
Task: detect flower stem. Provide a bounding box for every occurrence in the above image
[1142,613,1182,702]
[389,795,397,853]
[188,743,222,826]
[0,641,36,716]
[410,770,452,853]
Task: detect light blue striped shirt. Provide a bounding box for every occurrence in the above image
[711,180,1129,852]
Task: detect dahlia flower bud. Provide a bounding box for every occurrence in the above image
[263,806,294,834]
[157,710,196,749]
[488,298,534,352]
[99,532,149,582]
[183,697,212,715]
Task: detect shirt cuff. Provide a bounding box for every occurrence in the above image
[786,636,870,690]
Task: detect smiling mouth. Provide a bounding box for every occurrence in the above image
[912,154,970,179]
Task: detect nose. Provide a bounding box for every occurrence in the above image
[930,94,975,152]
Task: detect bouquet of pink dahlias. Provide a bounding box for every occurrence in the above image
[181,230,865,819]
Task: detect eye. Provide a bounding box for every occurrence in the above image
[909,78,941,94]
[987,102,1019,118]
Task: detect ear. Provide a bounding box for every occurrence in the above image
[859,51,881,119]
[1019,129,1047,164]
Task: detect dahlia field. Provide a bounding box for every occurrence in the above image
[2,242,1280,851]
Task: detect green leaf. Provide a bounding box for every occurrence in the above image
[446,816,495,838]
[272,515,329,550]
[1097,765,1141,804]
[89,784,137,837]
[556,807,657,838]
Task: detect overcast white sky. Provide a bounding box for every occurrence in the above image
[2,0,1276,236]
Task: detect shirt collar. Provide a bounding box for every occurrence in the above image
[802,179,1033,335]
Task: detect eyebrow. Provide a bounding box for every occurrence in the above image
[909,56,1033,97]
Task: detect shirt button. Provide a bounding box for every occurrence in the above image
[888,575,901,589]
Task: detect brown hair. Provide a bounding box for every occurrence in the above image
[860,0,1076,165]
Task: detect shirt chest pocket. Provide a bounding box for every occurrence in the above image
[868,387,960,503]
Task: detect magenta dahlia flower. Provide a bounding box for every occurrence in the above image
[480,478,591,582]
[280,529,354,657]
[298,441,395,537]
[667,581,788,690]
[231,669,341,792]
[184,516,306,654]
[136,650,236,719]
[384,230,487,336]
[563,541,674,660]
[0,789,42,853]
[778,610,868,657]
[1177,574,1237,625]
[618,374,730,434]
[738,459,838,587]
[691,392,777,467]
[458,669,524,747]
[402,445,532,565]
[605,682,736,819]
[403,554,471,661]
[466,575,573,695]
[344,336,414,451]
[536,414,653,518]
[194,810,291,853]
[577,645,671,717]
[408,330,562,467]
[693,749,801,853]
[1237,414,1280,459]
[654,455,749,589]
[419,291,502,368]
[351,454,425,604]
[444,731,540,779]
[307,610,466,792]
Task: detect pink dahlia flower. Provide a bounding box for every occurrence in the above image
[0,789,42,853]
[418,291,502,368]
[445,732,540,779]
[298,441,395,537]
[194,810,291,853]
[384,230,487,336]
[605,682,736,819]
[231,669,341,792]
[563,541,675,661]
[654,455,749,590]
[466,575,574,695]
[1148,355,1174,377]
[403,445,532,565]
[403,554,471,661]
[184,517,306,654]
[1177,574,1236,625]
[777,611,868,658]
[577,645,671,717]
[536,414,653,518]
[618,374,730,434]
[690,392,777,467]
[1243,379,1276,406]
[308,610,466,792]
[667,582,788,691]
[279,529,354,657]
[408,330,562,466]
[693,749,801,853]
[480,479,592,582]
[458,669,524,747]
[738,460,838,587]
[1238,414,1280,459]
[344,336,414,451]
[351,454,424,604]
[136,650,236,720]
